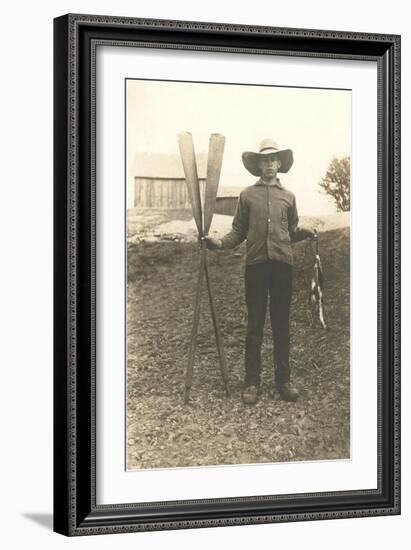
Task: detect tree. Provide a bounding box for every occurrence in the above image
[319,156,350,212]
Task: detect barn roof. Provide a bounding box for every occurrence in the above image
[133,152,208,179]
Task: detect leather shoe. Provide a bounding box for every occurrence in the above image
[241,385,259,405]
[277,383,299,402]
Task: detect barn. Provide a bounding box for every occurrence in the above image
[128,151,245,216]
[130,152,208,209]
[214,186,243,216]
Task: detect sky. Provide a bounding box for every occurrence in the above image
[126,79,351,216]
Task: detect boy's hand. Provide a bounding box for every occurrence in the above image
[201,236,222,250]
[300,228,317,240]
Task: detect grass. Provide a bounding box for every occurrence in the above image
[126,226,350,469]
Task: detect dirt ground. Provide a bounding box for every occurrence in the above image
[126,211,350,469]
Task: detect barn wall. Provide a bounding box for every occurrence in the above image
[214,197,239,216]
[134,178,207,209]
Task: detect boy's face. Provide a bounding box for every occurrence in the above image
[258,154,282,181]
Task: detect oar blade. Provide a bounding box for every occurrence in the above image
[204,133,225,235]
[177,132,203,236]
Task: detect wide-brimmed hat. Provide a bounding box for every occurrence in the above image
[242,139,294,176]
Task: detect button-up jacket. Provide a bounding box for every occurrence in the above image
[221,178,307,266]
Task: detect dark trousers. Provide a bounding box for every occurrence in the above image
[244,260,292,388]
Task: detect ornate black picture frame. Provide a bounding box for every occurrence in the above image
[53,13,400,536]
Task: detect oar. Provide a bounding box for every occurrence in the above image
[203,134,225,235]
[203,134,229,396]
[177,132,203,236]
[177,132,229,403]
[204,261,229,396]
[177,132,205,403]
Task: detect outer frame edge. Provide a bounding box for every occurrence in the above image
[54,13,401,537]
[53,13,71,537]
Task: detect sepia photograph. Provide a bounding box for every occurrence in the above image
[125,78,351,470]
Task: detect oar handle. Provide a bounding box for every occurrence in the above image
[184,250,206,404]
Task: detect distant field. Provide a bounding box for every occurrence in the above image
[126,222,350,469]
[127,208,192,240]
[127,208,350,243]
